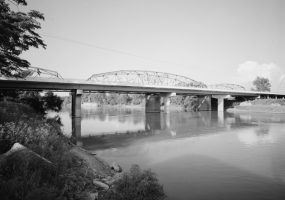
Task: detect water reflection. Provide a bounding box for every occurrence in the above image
[59,106,285,151]
[58,107,285,200]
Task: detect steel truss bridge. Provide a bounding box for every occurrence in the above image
[2,67,285,137]
[0,67,284,98]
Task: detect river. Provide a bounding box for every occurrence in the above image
[59,106,285,200]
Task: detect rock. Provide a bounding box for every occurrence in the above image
[0,142,55,175]
[102,176,116,185]
[87,192,98,200]
[93,179,109,190]
[0,142,54,166]
[111,162,122,172]
[70,146,112,176]
[2,143,26,157]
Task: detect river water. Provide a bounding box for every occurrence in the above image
[59,106,285,200]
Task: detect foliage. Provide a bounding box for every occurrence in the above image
[170,95,199,111]
[42,91,63,112]
[0,90,63,114]
[130,94,145,105]
[18,91,46,113]
[0,103,97,200]
[252,76,271,92]
[74,92,145,106]
[102,164,166,200]
[0,0,46,77]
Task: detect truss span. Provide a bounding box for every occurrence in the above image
[87,70,207,88]
[21,66,63,79]
[208,83,246,91]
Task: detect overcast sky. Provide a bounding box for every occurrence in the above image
[21,0,285,92]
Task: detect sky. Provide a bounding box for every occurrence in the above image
[18,0,285,92]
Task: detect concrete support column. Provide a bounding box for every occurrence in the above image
[71,89,83,117]
[212,95,227,112]
[145,94,161,113]
[145,93,176,113]
[71,89,83,143]
[217,97,224,112]
[161,92,176,113]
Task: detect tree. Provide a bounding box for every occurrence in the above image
[0,0,46,77]
[252,76,271,92]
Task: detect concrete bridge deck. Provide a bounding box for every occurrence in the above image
[1,78,284,98]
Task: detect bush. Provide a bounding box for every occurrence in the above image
[102,164,166,200]
[0,103,96,200]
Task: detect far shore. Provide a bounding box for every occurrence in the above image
[65,102,185,111]
[227,105,285,114]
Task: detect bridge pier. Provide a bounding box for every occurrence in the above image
[145,93,176,113]
[145,94,161,112]
[71,89,83,142]
[162,92,176,113]
[212,95,227,112]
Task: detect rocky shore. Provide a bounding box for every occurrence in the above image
[0,142,124,200]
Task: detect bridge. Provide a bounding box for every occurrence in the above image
[1,68,285,113]
[1,68,285,137]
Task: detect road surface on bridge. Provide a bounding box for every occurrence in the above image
[1,78,285,98]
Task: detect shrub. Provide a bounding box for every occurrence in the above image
[102,164,166,200]
[0,103,96,200]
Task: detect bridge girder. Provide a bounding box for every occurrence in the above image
[87,70,207,88]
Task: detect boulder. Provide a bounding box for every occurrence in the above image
[0,143,54,166]
[70,146,113,176]
[93,179,109,190]
[0,143,55,176]
[86,192,98,200]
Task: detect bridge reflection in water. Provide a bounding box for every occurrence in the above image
[67,109,285,149]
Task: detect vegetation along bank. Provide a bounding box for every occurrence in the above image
[0,96,166,200]
[227,99,285,114]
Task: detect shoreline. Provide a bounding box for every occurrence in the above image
[227,107,285,114]
[227,105,285,114]
[65,102,185,112]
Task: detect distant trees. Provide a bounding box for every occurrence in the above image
[170,95,199,111]
[16,91,63,114]
[79,93,145,106]
[252,77,271,92]
[0,0,46,77]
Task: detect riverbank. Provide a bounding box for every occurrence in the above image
[227,99,285,114]
[0,101,166,200]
